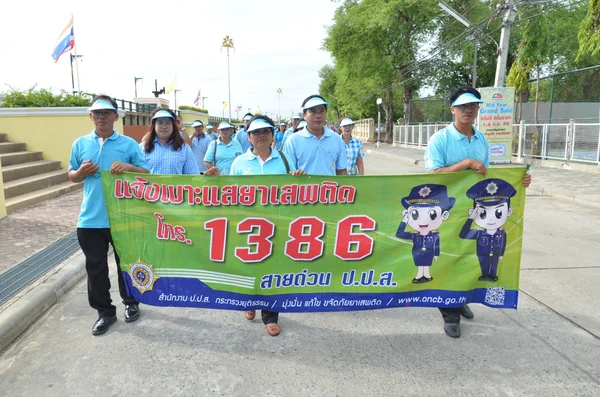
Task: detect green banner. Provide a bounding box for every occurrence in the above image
[478,87,515,163]
[102,168,526,312]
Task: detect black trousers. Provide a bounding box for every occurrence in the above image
[439,308,461,324]
[77,228,137,317]
[261,310,279,324]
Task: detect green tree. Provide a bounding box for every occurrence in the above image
[322,0,438,140]
[577,0,600,60]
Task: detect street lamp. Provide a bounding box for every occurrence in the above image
[134,77,143,98]
[276,88,282,121]
[376,98,383,148]
[221,35,235,122]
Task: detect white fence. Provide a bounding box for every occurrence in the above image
[393,121,600,166]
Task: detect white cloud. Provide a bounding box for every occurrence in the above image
[0,0,337,118]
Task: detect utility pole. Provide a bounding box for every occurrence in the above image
[494,0,518,87]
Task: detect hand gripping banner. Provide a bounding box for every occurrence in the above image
[102,168,526,312]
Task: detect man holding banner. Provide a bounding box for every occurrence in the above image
[68,95,150,336]
[424,86,531,338]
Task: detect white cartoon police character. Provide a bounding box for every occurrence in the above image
[396,184,456,283]
[459,178,517,282]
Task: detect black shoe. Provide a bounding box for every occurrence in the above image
[478,275,489,281]
[412,277,424,283]
[444,323,461,338]
[488,276,498,282]
[422,276,433,283]
[124,303,140,323]
[92,315,117,335]
[460,304,474,320]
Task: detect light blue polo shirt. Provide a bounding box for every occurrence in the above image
[273,130,285,150]
[68,130,149,229]
[282,126,348,175]
[234,127,252,152]
[280,128,294,147]
[140,138,199,175]
[203,138,243,175]
[230,148,296,175]
[191,134,213,172]
[424,123,489,171]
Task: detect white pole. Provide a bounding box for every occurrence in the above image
[72,14,82,93]
[494,1,517,87]
[227,48,232,122]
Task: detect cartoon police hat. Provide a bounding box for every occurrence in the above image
[87,99,117,112]
[218,121,234,130]
[339,118,355,127]
[466,178,516,206]
[191,120,204,128]
[401,184,455,210]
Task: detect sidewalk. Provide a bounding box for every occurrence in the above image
[364,143,600,209]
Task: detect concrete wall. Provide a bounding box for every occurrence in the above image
[0,107,125,169]
[519,102,600,122]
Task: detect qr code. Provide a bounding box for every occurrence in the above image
[484,287,505,306]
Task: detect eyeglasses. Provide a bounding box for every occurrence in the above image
[91,110,116,117]
[249,129,273,136]
[453,103,479,111]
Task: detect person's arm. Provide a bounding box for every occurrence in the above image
[356,157,364,175]
[69,159,99,183]
[427,159,482,174]
[181,130,192,147]
[335,137,349,175]
[204,141,215,170]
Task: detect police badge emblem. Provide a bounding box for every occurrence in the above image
[129,260,158,293]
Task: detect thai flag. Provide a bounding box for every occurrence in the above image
[51,18,75,63]
[193,90,201,107]
[235,105,242,112]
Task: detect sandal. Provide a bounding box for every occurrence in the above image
[244,310,256,321]
[266,323,280,337]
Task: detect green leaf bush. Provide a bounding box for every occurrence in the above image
[1,88,91,108]
[179,105,209,113]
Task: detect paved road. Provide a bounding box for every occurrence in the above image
[1,151,599,396]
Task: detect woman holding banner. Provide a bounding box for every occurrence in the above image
[210,115,306,336]
[140,109,200,175]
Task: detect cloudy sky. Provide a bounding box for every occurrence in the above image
[0,0,339,118]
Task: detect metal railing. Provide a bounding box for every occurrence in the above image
[392,121,600,166]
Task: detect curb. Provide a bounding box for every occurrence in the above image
[0,251,86,353]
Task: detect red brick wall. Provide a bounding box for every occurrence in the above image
[123,126,149,143]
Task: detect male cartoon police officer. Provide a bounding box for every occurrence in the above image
[396,184,456,283]
[459,178,517,282]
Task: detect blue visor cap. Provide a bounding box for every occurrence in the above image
[340,118,355,127]
[152,110,175,120]
[88,100,117,112]
[247,119,275,133]
[451,92,484,107]
[243,114,253,121]
[302,97,328,110]
[292,113,302,119]
[191,120,204,127]
[297,120,307,129]
[206,124,213,129]
[218,121,234,130]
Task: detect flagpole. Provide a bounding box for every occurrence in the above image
[71,14,82,93]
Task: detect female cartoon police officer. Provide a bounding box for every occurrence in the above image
[396,184,455,283]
